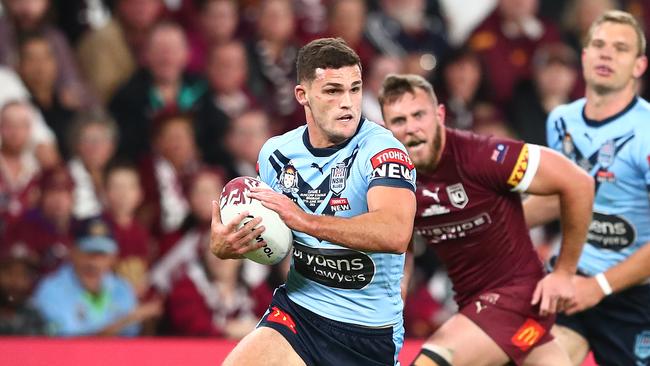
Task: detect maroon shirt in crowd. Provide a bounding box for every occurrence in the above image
[413,129,544,307]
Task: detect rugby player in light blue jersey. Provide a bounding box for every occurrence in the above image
[210,38,417,366]
[525,10,650,366]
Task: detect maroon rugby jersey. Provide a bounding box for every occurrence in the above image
[414,129,544,307]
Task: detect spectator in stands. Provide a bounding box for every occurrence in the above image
[4,165,75,275]
[151,169,255,337]
[0,242,47,335]
[0,0,86,108]
[562,0,616,57]
[467,0,561,106]
[77,0,164,103]
[186,0,239,73]
[246,0,302,132]
[18,34,83,160]
[0,67,59,169]
[203,41,257,119]
[325,0,375,71]
[138,113,199,238]
[150,169,224,290]
[509,43,578,145]
[31,216,162,336]
[365,0,449,61]
[166,242,257,338]
[110,22,206,161]
[67,111,117,220]
[433,47,492,131]
[361,55,403,125]
[0,101,42,231]
[225,110,271,178]
[103,161,151,298]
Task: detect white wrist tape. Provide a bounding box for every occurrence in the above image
[595,273,613,296]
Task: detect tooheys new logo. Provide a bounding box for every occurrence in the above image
[370,148,414,181]
[587,212,637,250]
[292,242,375,289]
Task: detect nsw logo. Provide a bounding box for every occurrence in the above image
[330,162,347,194]
[635,331,650,360]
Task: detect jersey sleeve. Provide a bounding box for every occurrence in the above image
[546,108,562,151]
[360,132,416,191]
[464,135,541,193]
[256,138,278,188]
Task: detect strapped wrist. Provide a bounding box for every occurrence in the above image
[595,273,613,296]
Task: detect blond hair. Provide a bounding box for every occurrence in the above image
[585,10,646,56]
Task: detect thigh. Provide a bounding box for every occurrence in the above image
[550,324,589,366]
[522,338,572,366]
[223,327,306,366]
[423,313,510,366]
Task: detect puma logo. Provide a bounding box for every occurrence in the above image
[423,187,441,203]
[310,163,324,174]
[475,300,487,314]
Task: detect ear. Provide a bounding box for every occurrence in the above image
[295,85,309,106]
[633,55,648,79]
[437,103,446,125]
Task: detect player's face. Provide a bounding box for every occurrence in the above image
[297,65,362,147]
[582,22,648,95]
[383,89,445,171]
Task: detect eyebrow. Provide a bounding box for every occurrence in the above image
[322,80,363,88]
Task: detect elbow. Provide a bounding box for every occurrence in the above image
[386,230,412,254]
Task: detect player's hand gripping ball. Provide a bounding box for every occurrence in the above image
[220,177,293,265]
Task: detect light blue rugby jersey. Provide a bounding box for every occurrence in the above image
[547,97,650,275]
[257,118,416,327]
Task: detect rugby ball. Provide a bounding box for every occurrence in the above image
[219,177,293,265]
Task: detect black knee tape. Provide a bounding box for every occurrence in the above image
[410,348,452,366]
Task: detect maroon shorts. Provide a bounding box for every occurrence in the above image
[458,283,555,365]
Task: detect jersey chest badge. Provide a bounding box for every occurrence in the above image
[279,161,299,194]
[330,162,347,195]
[446,183,469,209]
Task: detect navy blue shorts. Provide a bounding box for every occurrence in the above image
[257,286,400,366]
[556,282,650,366]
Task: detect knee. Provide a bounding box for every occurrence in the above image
[410,344,453,366]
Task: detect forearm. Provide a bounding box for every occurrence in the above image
[298,210,414,253]
[96,312,140,337]
[602,242,650,292]
[522,194,561,228]
[554,181,593,274]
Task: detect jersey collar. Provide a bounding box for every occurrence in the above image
[582,96,638,128]
[303,117,365,157]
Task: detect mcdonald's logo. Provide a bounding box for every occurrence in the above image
[511,318,545,351]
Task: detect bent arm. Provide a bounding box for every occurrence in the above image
[296,186,416,253]
[525,147,594,274]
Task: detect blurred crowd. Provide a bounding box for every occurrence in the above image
[0,0,648,339]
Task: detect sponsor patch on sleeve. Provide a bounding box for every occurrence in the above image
[370,148,415,181]
[507,144,541,192]
[490,144,509,164]
[511,318,545,352]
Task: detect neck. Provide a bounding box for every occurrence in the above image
[584,83,636,121]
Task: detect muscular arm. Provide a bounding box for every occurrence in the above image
[250,185,416,253]
[525,147,594,273]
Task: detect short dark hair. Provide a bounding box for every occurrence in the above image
[378,74,437,109]
[296,37,361,83]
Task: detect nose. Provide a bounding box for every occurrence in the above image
[340,91,352,109]
[405,117,418,134]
